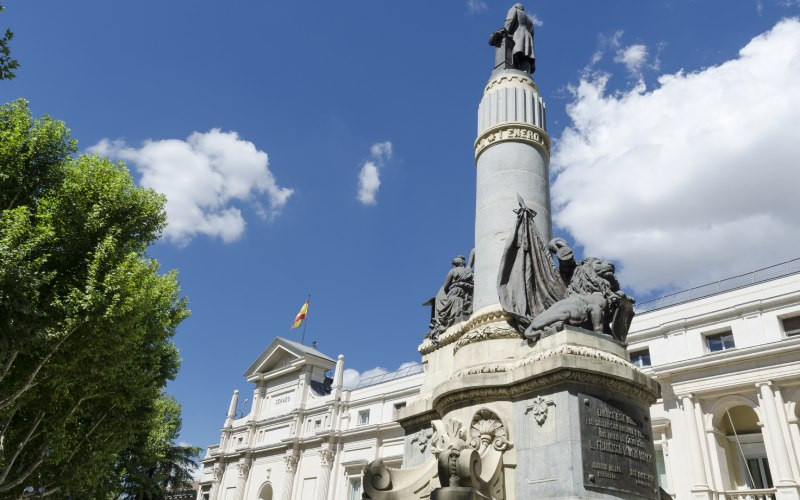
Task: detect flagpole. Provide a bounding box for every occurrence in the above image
[301,293,311,345]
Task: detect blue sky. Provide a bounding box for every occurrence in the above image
[3,1,800,452]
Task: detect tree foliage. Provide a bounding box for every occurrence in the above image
[0,99,190,496]
[0,3,19,80]
[114,394,201,499]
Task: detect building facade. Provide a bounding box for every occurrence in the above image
[198,262,800,500]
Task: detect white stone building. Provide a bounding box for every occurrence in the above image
[198,260,800,500]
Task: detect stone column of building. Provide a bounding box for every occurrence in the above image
[317,448,335,500]
[235,461,251,500]
[757,382,799,494]
[473,69,551,310]
[680,395,711,497]
[281,452,299,500]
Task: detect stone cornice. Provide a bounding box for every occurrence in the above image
[474,122,550,161]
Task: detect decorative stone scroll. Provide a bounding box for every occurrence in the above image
[475,123,550,160]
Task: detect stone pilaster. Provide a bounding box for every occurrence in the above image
[317,448,335,500]
[680,395,711,498]
[235,460,251,500]
[209,464,225,500]
[757,382,800,498]
[282,452,299,500]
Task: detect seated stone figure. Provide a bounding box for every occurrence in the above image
[427,254,474,342]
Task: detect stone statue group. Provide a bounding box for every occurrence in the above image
[426,196,634,344]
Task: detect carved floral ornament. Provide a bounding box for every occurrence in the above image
[412,427,434,453]
[213,464,224,481]
[319,448,335,466]
[469,409,511,454]
[237,461,251,478]
[283,452,299,471]
[525,396,554,426]
[430,410,512,458]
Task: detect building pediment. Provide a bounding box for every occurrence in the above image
[243,337,335,381]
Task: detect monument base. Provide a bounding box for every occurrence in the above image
[362,322,661,500]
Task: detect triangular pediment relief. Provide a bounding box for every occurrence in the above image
[260,348,300,374]
[244,337,335,379]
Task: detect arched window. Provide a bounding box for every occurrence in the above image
[257,482,273,500]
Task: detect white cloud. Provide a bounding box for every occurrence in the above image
[552,18,800,295]
[88,129,294,245]
[357,141,393,205]
[529,14,544,27]
[466,0,488,14]
[614,44,649,76]
[589,30,624,67]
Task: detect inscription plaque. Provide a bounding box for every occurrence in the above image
[579,393,658,498]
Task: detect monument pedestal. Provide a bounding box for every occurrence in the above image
[363,313,660,500]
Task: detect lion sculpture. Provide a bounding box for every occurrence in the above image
[525,253,634,342]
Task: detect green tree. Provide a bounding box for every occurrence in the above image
[0,100,189,496]
[113,394,201,499]
[0,3,19,80]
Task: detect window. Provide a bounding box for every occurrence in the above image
[655,448,670,491]
[358,409,370,425]
[314,419,322,430]
[782,315,800,336]
[348,478,362,500]
[706,331,735,352]
[746,456,773,489]
[630,348,651,367]
[394,402,406,411]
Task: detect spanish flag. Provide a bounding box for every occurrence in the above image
[291,298,309,329]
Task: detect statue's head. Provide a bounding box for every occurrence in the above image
[452,256,466,267]
[513,3,525,11]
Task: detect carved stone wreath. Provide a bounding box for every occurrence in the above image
[453,323,521,353]
[469,409,511,454]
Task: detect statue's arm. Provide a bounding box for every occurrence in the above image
[442,269,456,293]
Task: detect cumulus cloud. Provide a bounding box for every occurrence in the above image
[342,361,419,389]
[357,141,393,205]
[466,0,488,14]
[89,130,293,245]
[551,18,800,295]
[529,13,544,27]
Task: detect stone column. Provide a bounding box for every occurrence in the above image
[681,395,711,496]
[282,452,299,500]
[235,461,251,500]
[317,448,335,500]
[756,382,798,493]
[473,70,552,310]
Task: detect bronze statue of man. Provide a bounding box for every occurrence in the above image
[489,3,536,73]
